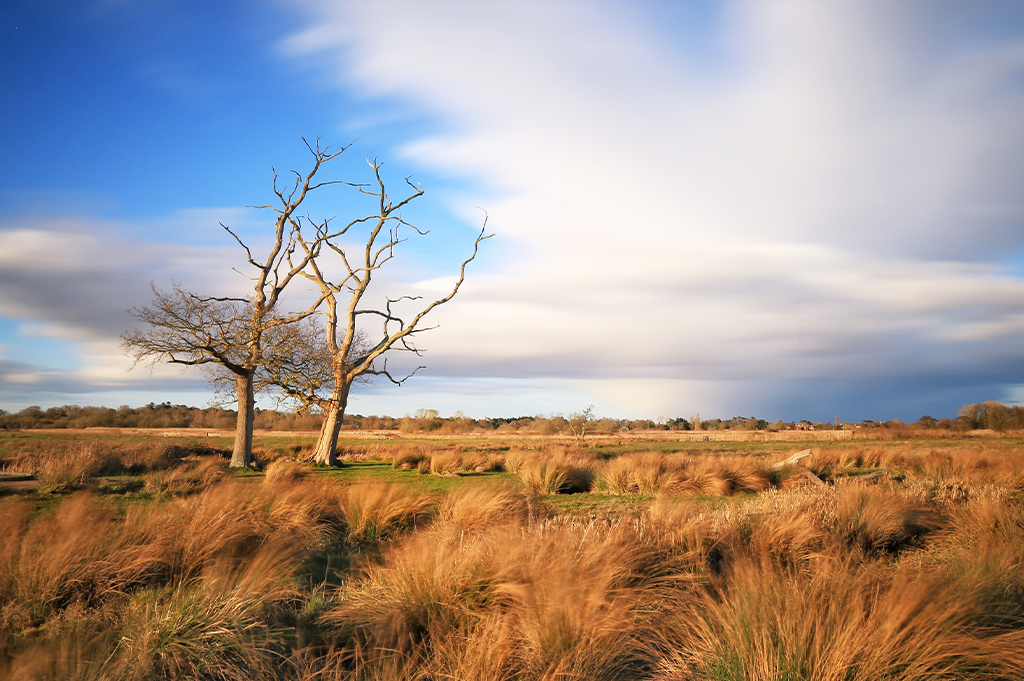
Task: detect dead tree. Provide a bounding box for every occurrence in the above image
[567,405,595,443]
[263,159,491,466]
[122,139,347,467]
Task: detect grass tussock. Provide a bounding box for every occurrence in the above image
[600,452,779,497]
[143,457,227,497]
[390,446,428,471]
[18,443,121,493]
[515,447,595,494]
[109,543,297,681]
[434,485,529,533]
[653,552,1024,681]
[321,517,662,680]
[263,459,307,486]
[395,448,507,478]
[428,451,463,477]
[335,483,434,544]
[4,434,1024,679]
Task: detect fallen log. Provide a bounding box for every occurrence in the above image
[790,465,826,486]
[771,449,812,469]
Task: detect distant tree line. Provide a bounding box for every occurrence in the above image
[0,404,685,433]
[0,403,321,431]
[3,401,1020,433]
[954,401,1024,431]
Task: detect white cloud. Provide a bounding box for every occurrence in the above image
[0,217,265,410]
[5,1,1024,420]
[273,0,1024,419]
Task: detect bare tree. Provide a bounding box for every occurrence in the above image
[567,405,595,442]
[262,159,491,466]
[122,139,347,467]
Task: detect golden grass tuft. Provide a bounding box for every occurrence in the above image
[654,552,1024,681]
[321,513,662,679]
[20,443,121,493]
[601,453,679,495]
[1,493,167,625]
[434,485,529,533]
[390,446,428,471]
[143,457,227,497]
[109,543,297,681]
[263,458,307,485]
[335,483,435,544]
[518,458,595,494]
[515,448,596,495]
[428,451,463,477]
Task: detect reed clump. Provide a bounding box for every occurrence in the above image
[390,445,429,471]
[514,447,595,494]
[599,452,779,497]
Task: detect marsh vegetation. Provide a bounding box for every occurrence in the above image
[2,430,1024,679]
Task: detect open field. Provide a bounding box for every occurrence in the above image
[3,428,1024,680]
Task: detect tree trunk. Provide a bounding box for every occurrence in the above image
[312,383,350,466]
[231,372,255,468]
[312,409,341,466]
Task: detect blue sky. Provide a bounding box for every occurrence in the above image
[3,1,1024,422]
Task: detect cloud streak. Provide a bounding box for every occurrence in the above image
[4,1,1024,421]
[0,212,266,410]
[275,0,1024,419]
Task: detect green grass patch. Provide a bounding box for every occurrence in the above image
[590,439,792,458]
[313,459,521,493]
[534,492,653,517]
[228,465,264,478]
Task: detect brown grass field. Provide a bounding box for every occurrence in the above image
[2,427,1024,680]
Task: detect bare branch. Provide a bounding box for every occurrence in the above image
[123,138,357,467]
[364,358,425,385]
[221,223,261,268]
[192,146,492,466]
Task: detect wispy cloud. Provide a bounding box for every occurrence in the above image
[275,0,1024,419]
[0,213,261,410]
[4,1,1024,420]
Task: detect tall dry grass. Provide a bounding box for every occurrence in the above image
[333,483,434,544]
[107,542,298,681]
[512,446,595,494]
[653,552,1024,681]
[312,471,1024,680]
[642,481,1024,680]
[599,452,780,497]
[143,457,228,497]
[320,513,664,680]
[0,475,440,678]
[4,440,1024,680]
[0,440,230,493]
[389,445,505,477]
